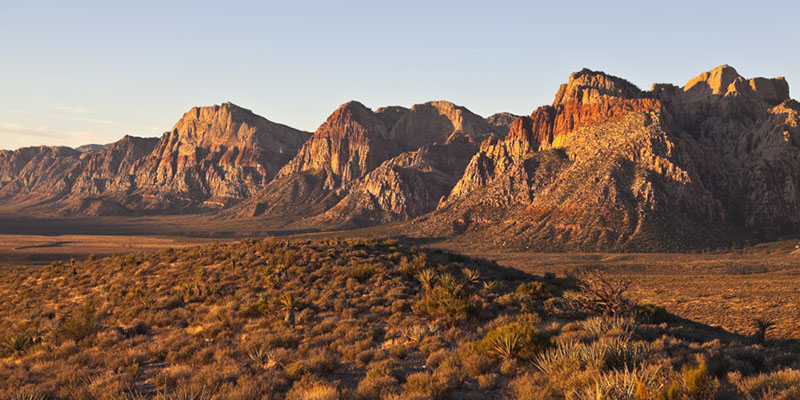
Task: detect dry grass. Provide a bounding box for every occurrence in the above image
[473,249,800,339]
[1,237,800,399]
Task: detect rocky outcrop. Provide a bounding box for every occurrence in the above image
[421,66,800,251]
[0,103,309,214]
[2,66,799,251]
[553,68,644,106]
[276,101,395,191]
[0,146,82,204]
[486,112,518,137]
[314,101,497,226]
[128,102,309,210]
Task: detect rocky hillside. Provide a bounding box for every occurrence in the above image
[0,103,309,215]
[1,66,799,250]
[313,101,501,226]
[238,100,504,222]
[419,66,799,251]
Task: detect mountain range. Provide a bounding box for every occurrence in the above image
[2,65,798,251]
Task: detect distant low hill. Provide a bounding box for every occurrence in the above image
[1,65,799,251]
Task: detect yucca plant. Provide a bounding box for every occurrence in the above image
[279,293,300,324]
[462,268,481,284]
[533,341,576,374]
[477,322,548,360]
[416,269,436,293]
[247,346,276,368]
[4,333,30,355]
[482,280,502,292]
[6,392,46,400]
[438,273,463,295]
[135,288,157,310]
[573,365,664,400]
[488,330,522,360]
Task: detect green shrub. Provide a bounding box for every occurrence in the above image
[516,281,552,300]
[412,287,477,320]
[475,322,548,360]
[681,359,718,398]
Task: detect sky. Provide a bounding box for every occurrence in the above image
[1,0,798,150]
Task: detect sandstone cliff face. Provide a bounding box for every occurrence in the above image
[130,102,308,210]
[276,101,394,191]
[423,66,800,251]
[486,112,518,137]
[0,103,308,214]
[314,101,497,226]
[238,101,398,218]
[2,66,799,251]
[658,65,800,232]
[0,137,159,214]
[0,146,82,204]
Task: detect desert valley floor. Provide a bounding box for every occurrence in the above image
[2,218,798,341]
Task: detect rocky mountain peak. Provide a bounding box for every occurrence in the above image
[386,100,494,151]
[684,64,741,95]
[170,102,276,147]
[486,112,519,137]
[375,106,409,132]
[683,65,789,105]
[276,100,393,189]
[553,68,643,106]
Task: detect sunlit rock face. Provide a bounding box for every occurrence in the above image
[422,66,800,251]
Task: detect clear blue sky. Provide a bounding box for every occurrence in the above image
[1,0,797,149]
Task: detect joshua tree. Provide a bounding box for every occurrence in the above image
[753,318,775,344]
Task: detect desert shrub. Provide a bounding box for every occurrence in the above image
[286,374,340,400]
[243,297,272,317]
[475,322,548,360]
[635,303,672,323]
[358,359,399,398]
[729,368,800,399]
[516,281,552,300]
[508,372,559,400]
[3,333,30,355]
[401,323,439,343]
[573,364,664,400]
[399,253,427,276]
[3,392,48,400]
[566,269,632,315]
[401,370,458,399]
[348,262,378,282]
[533,336,650,375]
[580,315,635,338]
[54,305,97,343]
[680,358,718,399]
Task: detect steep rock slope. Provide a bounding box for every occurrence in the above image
[317,101,498,226]
[417,66,799,251]
[240,101,397,217]
[129,102,309,211]
[0,103,309,214]
[0,146,83,205]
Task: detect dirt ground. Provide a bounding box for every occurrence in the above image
[0,234,214,267]
[468,250,800,339]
